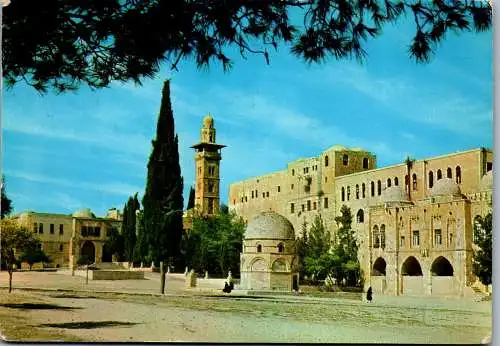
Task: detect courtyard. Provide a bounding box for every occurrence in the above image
[0,271,492,343]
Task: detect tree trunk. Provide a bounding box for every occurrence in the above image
[160,261,166,294]
[8,270,13,293]
[86,265,89,284]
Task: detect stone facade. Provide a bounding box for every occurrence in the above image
[12,208,122,269]
[240,212,299,291]
[229,146,493,297]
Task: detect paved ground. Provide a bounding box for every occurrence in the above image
[0,271,492,343]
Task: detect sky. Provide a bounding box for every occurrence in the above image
[2,14,493,217]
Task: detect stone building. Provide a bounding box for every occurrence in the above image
[12,208,122,269]
[240,212,299,291]
[229,146,493,297]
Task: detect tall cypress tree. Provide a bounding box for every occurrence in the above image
[187,186,195,210]
[142,80,184,266]
[123,193,140,262]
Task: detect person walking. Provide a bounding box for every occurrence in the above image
[366,286,373,302]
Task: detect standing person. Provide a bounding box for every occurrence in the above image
[366,286,373,302]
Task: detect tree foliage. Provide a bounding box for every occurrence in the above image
[183,205,245,277]
[187,186,196,210]
[104,226,125,261]
[0,219,41,292]
[3,0,491,93]
[122,193,140,262]
[141,80,184,267]
[1,175,13,219]
[301,214,334,283]
[19,247,51,270]
[473,213,492,286]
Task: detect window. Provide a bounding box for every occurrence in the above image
[356,184,360,199]
[313,201,317,210]
[380,225,386,249]
[487,162,493,171]
[302,204,305,212]
[277,243,284,253]
[387,178,391,188]
[449,233,453,245]
[251,191,254,198]
[362,183,366,198]
[278,186,281,193]
[245,196,248,202]
[208,181,214,193]
[198,167,201,175]
[324,197,329,209]
[291,184,294,190]
[447,167,452,178]
[456,166,461,184]
[357,209,364,223]
[50,224,54,234]
[325,155,329,167]
[412,173,417,191]
[371,182,375,197]
[33,222,38,233]
[59,224,64,235]
[38,223,44,234]
[377,180,381,195]
[400,236,405,247]
[208,199,214,214]
[292,169,295,176]
[394,177,398,186]
[59,244,63,251]
[429,171,434,188]
[266,191,269,198]
[291,203,295,214]
[347,186,351,200]
[437,169,442,180]
[343,154,349,166]
[405,174,409,186]
[434,229,442,245]
[412,231,420,246]
[255,190,258,197]
[341,187,345,201]
[257,244,262,253]
[325,177,328,183]
[262,192,265,198]
[373,226,380,248]
[363,157,369,169]
[81,225,87,237]
[307,200,311,211]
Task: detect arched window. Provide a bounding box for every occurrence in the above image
[325,155,329,167]
[292,169,295,176]
[412,173,417,190]
[371,182,375,197]
[447,167,452,179]
[380,224,386,249]
[277,243,284,253]
[363,158,369,169]
[377,180,382,195]
[405,174,409,187]
[356,184,360,199]
[394,177,399,186]
[362,183,366,198]
[341,187,345,201]
[387,178,392,187]
[257,244,262,253]
[343,154,349,166]
[347,186,351,200]
[357,209,364,223]
[456,166,461,184]
[429,171,434,188]
[437,169,442,180]
[373,226,380,248]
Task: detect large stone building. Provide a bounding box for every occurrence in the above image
[229,146,493,297]
[12,208,122,269]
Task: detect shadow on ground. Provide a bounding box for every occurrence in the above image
[0,303,82,311]
[48,294,98,299]
[39,321,138,329]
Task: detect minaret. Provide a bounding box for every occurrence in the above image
[191,114,226,216]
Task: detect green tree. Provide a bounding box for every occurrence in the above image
[19,247,51,271]
[105,226,125,261]
[132,210,150,265]
[141,80,184,267]
[1,175,13,219]
[473,213,492,287]
[122,193,140,262]
[333,205,360,287]
[187,186,195,210]
[3,1,491,93]
[302,214,334,284]
[296,218,309,279]
[0,219,41,293]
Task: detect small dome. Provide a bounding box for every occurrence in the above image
[72,208,96,218]
[380,186,410,203]
[326,144,347,152]
[203,114,214,128]
[430,178,462,197]
[245,212,295,240]
[479,171,493,191]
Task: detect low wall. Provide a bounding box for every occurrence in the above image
[59,269,144,280]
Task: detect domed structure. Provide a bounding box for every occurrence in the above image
[240,212,299,292]
[479,171,493,191]
[380,186,410,203]
[244,212,295,240]
[430,178,462,197]
[203,114,214,128]
[72,208,96,218]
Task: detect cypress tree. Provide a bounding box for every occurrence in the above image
[187,186,195,210]
[142,80,184,266]
[123,193,140,262]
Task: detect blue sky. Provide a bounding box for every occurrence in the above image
[2,16,492,217]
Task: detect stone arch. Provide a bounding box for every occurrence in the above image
[447,167,452,179]
[394,177,399,186]
[271,259,287,272]
[81,241,96,263]
[430,256,454,276]
[372,257,387,276]
[401,256,423,276]
[437,169,442,180]
[250,258,267,271]
[357,209,364,223]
